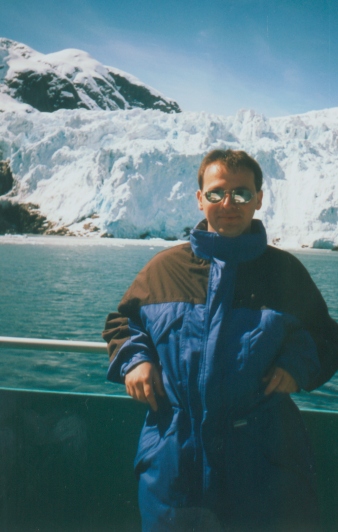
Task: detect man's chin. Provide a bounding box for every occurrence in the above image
[207,219,251,237]
[217,229,243,238]
[215,223,248,238]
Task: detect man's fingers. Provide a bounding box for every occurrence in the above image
[152,366,166,397]
[125,362,164,411]
[274,372,298,393]
[264,370,283,395]
[264,367,298,395]
[126,381,158,410]
[143,381,158,411]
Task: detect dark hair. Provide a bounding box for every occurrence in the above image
[198,149,263,191]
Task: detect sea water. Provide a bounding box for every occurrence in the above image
[0,236,337,411]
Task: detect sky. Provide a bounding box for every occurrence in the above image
[1,0,337,117]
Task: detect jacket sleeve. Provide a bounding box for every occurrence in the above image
[103,312,158,384]
[102,269,159,384]
[275,325,321,392]
[275,252,338,390]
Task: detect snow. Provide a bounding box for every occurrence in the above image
[0,105,338,248]
[0,92,34,113]
[0,38,180,112]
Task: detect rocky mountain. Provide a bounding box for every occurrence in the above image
[0,40,337,249]
[0,38,181,113]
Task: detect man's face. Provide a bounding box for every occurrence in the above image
[196,162,263,237]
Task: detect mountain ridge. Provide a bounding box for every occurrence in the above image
[0,38,181,113]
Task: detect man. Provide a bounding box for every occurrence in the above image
[103,149,338,531]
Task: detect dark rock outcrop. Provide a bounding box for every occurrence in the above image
[0,160,14,195]
[0,202,49,234]
[7,71,88,113]
[112,72,181,113]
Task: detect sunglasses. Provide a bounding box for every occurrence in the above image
[204,187,255,204]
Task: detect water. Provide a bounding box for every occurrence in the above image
[0,238,162,396]
[1,237,338,411]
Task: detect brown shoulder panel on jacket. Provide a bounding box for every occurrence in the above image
[118,242,210,316]
[235,245,326,316]
[102,312,130,362]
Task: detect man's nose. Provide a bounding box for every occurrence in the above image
[222,193,233,207]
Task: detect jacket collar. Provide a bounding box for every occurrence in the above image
[190,219,267,263]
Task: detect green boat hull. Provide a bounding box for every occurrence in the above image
[0,388,337,531]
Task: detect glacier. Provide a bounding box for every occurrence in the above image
[0,102,338,248]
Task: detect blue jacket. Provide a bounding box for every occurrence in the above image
[103,220,337,530]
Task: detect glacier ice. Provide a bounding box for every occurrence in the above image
[0,103,338,248]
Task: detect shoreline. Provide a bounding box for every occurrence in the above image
[0,233,186,248]
[0,233,337,253]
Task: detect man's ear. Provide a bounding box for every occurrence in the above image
[255,190,263,211]
[196,190,204,211]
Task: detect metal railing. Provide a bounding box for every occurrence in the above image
[0,336,107,354]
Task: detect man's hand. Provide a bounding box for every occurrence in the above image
[125,362,165,411]
[263,366,299,395]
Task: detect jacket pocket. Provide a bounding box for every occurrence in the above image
[134,406,181,475]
